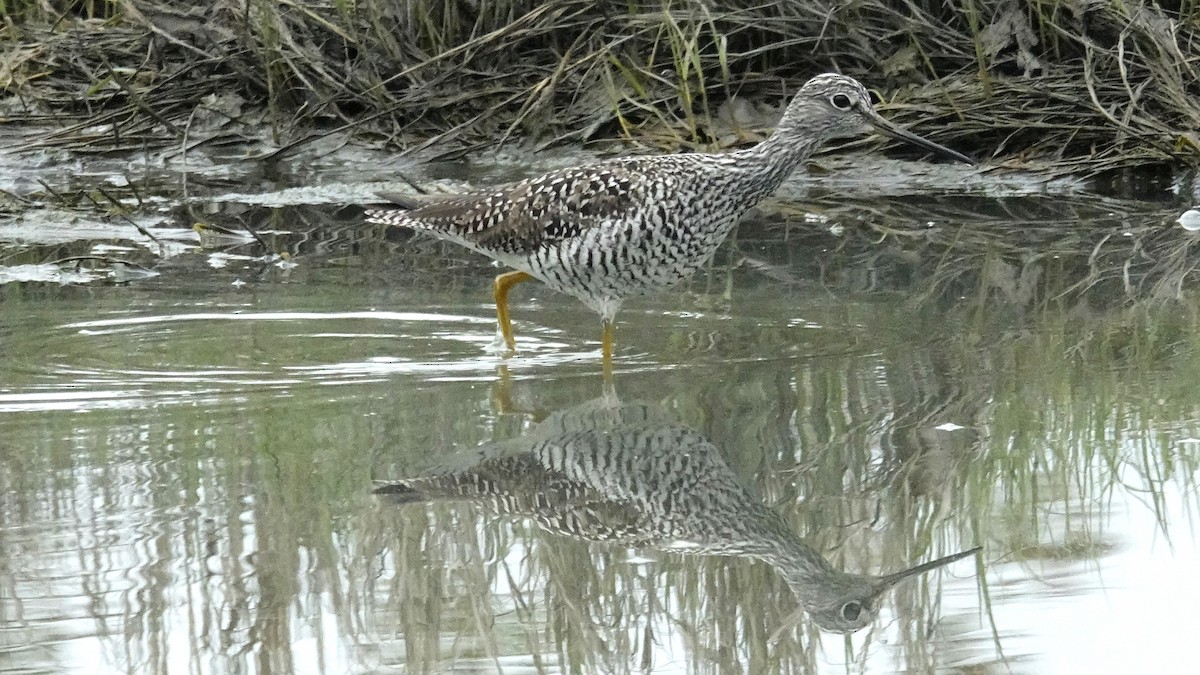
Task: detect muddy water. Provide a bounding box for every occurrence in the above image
[2,153,1200,673]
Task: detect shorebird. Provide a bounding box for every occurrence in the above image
[375,396,981,633]
[365,74,972,362]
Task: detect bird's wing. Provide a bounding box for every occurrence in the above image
[370,162,648,254]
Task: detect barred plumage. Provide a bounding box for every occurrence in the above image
[375,396,981,633]
[365,74,971,361]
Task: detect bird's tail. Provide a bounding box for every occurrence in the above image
[375,191,426,210]
[372,469,508,506]
[363,191,428,226]
[372,481,429,505]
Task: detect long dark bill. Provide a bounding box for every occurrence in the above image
[869,113,975,165]
[876,545,983,590]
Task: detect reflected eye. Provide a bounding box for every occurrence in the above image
[830,93,853,110]
[840,601,862,622]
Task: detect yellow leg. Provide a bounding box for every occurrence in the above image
[493,271,532,352]
[601,320,615,380]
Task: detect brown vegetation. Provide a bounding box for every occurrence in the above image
[1,0,1198,173]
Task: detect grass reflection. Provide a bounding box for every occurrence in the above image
[1,194,1199,672]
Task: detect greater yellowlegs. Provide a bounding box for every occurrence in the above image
[375,396,981,633]
[366,74,972,361]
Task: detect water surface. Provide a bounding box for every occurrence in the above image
[2,169,1200,673]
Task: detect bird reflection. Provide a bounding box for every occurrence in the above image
[375,393,979,633]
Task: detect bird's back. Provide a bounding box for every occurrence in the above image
[365,153,770,312]
[376,420,797,556]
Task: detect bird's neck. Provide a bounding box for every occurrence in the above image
[712,504,840,585]
[750,514,836,567]
[766,537,849,607]
[716,128,822,206]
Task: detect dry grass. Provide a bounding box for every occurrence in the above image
[1,0,1198,172]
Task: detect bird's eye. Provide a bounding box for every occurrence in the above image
[840,601,862,622]
[830,93,854,110]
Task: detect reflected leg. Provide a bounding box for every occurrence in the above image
[493,270,533,352]
[490,365,549,420]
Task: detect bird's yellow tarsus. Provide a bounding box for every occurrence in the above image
[601,320,615,381]
[493,271,532,352]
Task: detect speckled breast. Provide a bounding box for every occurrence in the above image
[521,189,746,307]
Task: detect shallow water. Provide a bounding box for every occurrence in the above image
[2,155,1200,673]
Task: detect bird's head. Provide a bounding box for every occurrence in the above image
[784,546,981,633]
[776,73,973,164]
